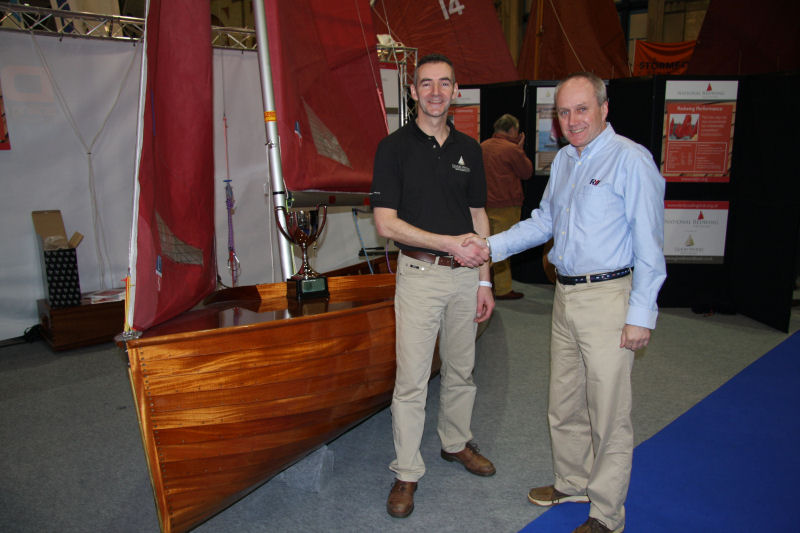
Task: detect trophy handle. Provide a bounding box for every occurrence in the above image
[313,204,328,241]
[273,205,294,242]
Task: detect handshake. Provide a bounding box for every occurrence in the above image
[451,234,491,268]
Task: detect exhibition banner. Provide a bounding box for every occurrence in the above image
[534,86,561,174]
[661,80,738,182]
[632,40,695,76]
[664,200,729,264]
[449,88,480,141]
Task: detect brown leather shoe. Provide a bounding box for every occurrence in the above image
[573,517,624,533]
[528,485,590,506]
[386,479,417,518]
[440,441,496,476]
[495,290,524,300]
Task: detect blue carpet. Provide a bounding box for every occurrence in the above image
[520,330,800,532]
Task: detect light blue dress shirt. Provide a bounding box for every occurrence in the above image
[488,124,666,329]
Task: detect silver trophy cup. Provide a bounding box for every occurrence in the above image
[274,204,328,280]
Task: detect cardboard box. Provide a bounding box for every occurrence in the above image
[32,210,84,308]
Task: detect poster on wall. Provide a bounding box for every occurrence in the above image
[0,78,9,150]
[661,80,738,182]
[664,200,729,264]
[449,88,480,141]
[534,86,562,174]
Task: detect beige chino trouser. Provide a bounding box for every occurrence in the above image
[550,275,634,531]
[389,252,479,482]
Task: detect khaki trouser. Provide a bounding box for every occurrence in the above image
[549,275,634,531]
[486,206,521,295]
[389,252,479,482]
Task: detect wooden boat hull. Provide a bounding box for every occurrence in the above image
[126,273,397,533]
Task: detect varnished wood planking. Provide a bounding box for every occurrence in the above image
[127,274,399,533]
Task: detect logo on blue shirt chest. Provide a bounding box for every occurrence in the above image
[589,178,602,186]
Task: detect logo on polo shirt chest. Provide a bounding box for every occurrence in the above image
[451,156,471,173]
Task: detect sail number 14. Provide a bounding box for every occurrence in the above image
[438,0,465,20]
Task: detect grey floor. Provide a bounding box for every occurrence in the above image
[1,282,798,533]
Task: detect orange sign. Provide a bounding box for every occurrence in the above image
[633,40,696,77]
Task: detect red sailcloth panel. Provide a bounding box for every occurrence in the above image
[132,0,216,331]
[264,0,389,192]
[370,0,518,85]
[517,0,629,81]
[686,0,799,75]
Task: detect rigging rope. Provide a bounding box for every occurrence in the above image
[31,33,139,291]
[547,0,586,72]
[356,0,389,132]
[219,50,240,287]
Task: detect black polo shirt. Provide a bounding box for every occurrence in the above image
[371,120,486,255]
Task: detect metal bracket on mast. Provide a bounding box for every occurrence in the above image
[251,0,294,281]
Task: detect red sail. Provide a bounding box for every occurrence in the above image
[264,0,388,192]
[686,0,799,75]
[518,0,630,80]
[132,0,216,331]
[370,0,518,85]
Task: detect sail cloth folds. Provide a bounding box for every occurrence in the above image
[517,0,629,80]
[686,0,799,75]
[131,0,216,331]
[264,0,388,192]
[370,0,518,85]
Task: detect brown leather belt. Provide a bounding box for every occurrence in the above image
[402,250,463,268]
[557,267,632,285]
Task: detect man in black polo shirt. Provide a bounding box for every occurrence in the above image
[371,54,495,519]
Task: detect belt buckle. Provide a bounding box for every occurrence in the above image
[443,254,456,268]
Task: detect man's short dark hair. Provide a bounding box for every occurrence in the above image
[414,53,455,85]
[555,72,608,106]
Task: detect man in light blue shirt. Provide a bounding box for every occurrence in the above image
[476,72,665,533]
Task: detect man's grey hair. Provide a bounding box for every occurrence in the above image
[493,114,520,133]
[555,72,608,106]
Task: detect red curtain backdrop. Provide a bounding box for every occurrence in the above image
[633,40,696,76]
[132,0,216,331]
[517,0,629,80]
[370,0,518,85]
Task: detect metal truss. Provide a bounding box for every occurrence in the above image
[376,44,417,127]
[376,44,417,88]
[0,2,256,50]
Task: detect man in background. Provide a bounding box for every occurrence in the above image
[481,113,533,299]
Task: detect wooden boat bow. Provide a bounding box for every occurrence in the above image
[126,273,397,532]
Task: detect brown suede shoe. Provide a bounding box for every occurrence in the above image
[440,441,496,476]
[573,517,624,533]
[386,479,417,518]
[528,485,590,506]
[495,290,524,300]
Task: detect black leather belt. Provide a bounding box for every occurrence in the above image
[402,250,463,268]
[557,267,632,285]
